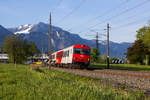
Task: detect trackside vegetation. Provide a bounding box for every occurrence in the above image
[0,63,146,100]
[3,35,39,64]
[90,64,150,71]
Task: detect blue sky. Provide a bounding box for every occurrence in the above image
[0,0,150,43]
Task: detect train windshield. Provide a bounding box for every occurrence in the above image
[74,48,90,55]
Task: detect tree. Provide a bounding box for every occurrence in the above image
[136,26,148,40]
[136,25,150,65]
[99,54,107,64]
[3,35,25,64]
[3,35,39,64]
[126,40,148,64]
[90,48,100,63]
[143,27,150,49]
[28,41,40,57]
[143,28,150,65]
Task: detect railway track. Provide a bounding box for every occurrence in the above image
[50,66,150,97]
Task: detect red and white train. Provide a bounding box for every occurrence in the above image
[50,44,91,68]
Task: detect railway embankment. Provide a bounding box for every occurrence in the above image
[51,66,150,97]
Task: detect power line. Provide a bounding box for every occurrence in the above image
[112,9,150,25]
[89,0,150,29]
[87,0,130,22]
[85,29,107,49]
[56,0,87,24]
[79,0,150,34]
[104,8,150,30]
[51,0,64,14]
[68,0,130,31]
[45,0,64,23]
[112,15,150,31]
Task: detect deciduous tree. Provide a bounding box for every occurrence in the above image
[3,35,39,64]
[126,40,148,64]
[90,48,100,63]
[136,25,150,65]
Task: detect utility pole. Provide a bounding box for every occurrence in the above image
[90,30,100,50]
[106,23,110,69]
[41,39,44,63]
[49,13,52,68]
[96,32,99,49]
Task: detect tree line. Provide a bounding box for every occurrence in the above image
[2,35,39,64]
[126,23,150,65]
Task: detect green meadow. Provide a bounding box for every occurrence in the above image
[0,63,146,100]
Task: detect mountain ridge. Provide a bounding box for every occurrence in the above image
[0,22,132,58]
[0,25,13,46]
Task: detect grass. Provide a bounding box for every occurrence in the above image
[89,64,150,72]
[0,63,147,100]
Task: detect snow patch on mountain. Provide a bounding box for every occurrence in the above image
[14,24,34,34]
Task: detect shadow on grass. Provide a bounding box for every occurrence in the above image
[88,64,150,71]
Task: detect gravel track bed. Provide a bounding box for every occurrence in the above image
[50,67,150,97]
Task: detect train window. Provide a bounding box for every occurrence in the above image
[56,52,63,58]
[53,55,54,59]
[63,51,66,57]
[74,48,90,55]
[67,50,69,57]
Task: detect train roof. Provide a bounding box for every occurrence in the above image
[51,44,90,54]
[73,44,90,49]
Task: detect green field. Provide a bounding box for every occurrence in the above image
[89,64,150,71]
[0,63,146,100]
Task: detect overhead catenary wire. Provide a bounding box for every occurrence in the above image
[45,0,64,25]
[112,15,150,31]
[92,7,150,32]
[68,0,131,31]
[78,0,150,34]
[89,0,150,29]
[112,8,150,25]
[56,0,87,24]
[51,0,64,14]
[92,0,150,27]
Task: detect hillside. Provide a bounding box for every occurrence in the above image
[0,25,12,46]
[0,22,132,58]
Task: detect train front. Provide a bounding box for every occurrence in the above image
[72,44,91,67]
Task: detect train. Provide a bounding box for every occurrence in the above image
[50,44,91,69]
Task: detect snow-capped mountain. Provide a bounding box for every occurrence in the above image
[6,22,132,58]
[15,24,34,34]
[8,24,33,34]
[8,22,93,51]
